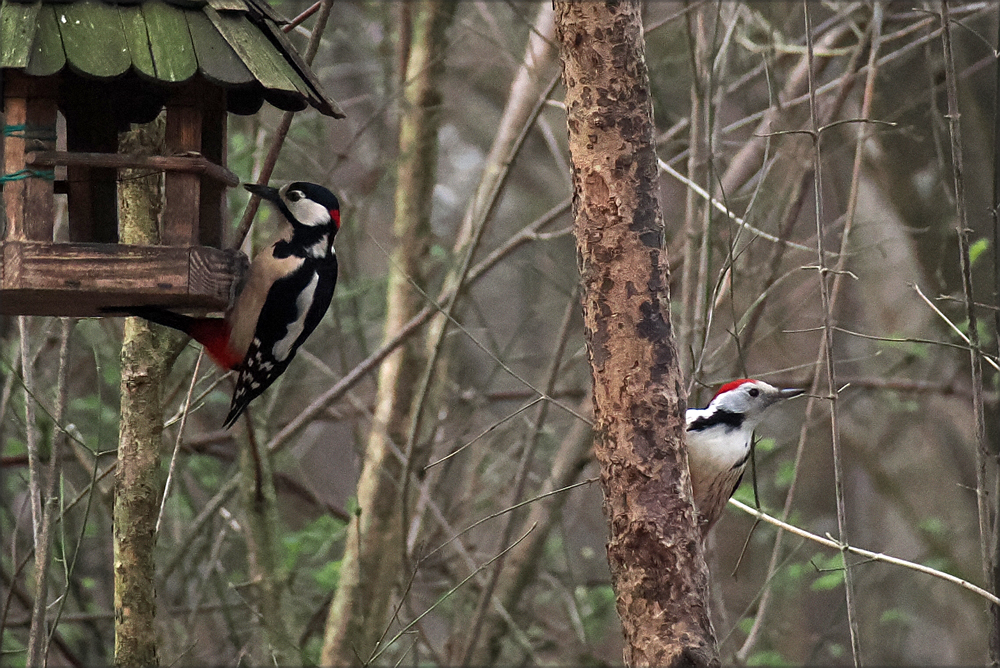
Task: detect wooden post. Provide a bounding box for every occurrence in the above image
[163,84,204,246]
[2,72,57,242]
[198,86,227,248]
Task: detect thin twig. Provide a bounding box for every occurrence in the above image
[829,322,1000,366]
[18,318,41,548]
[679,2,710,374]
[284,2,321,32]
[19,313,51,668]
[398,4,561,590]
[737,7,884,655]
[264,197,572,455]
[157,350,205,533]
[991,1,1000,663]
[718,4,993,140]
[35,318,74,663]
[366,524,537,666]
[706,11,872,383]
[366,233,592,426]
[374,406,541,663]
[423,397,544,470]
[658,158,821,254]
[940,3,995,662]
[803,2,861,663]
[912,284,1000,371]
[231,0,335,249]
[457,283,578,664]
[730,498,1000,606]
[159,476,240,585]
[23,318,73,665]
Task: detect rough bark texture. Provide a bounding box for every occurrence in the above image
[554,3,719,666]
[114,120,172,667]
[239,435,295,664]
[319,2,455,664]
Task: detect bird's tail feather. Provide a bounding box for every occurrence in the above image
[102,305,198,334]
[102,306,238,371]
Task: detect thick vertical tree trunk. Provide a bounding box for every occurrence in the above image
[114,120,174,668]
[554,3,719,666]
[319,2,455,664]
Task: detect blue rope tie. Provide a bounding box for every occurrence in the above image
[3,124,57,142]
[0,168,55,183]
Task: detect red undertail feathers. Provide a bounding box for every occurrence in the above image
[187,319,241,371]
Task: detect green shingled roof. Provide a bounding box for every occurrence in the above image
[0,0,343,118]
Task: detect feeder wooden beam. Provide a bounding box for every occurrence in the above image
[0,240,249,317]
[25,150,240,186]
[2,72,57,242]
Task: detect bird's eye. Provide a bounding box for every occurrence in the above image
[748,388,760,397]
[287,190,302,202]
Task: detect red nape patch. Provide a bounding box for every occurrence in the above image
[187,319,241,370]
[331,209,341,230]
[714,378,757,398]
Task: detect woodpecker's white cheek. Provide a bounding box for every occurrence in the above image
[273,273,319,360]
[287,198,330,227]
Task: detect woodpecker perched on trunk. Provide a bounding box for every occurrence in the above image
[117,181,341,428]
[686,379,803,536]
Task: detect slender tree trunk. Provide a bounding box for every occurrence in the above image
[319,2,455,664]
[239,426,295,664]
[393,4,562,661]
[679,3,710,374]
[478,399,594,664]
[554,3,718,666]
[114,119,174,667]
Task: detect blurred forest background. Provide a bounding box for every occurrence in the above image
[2,1,1000,665]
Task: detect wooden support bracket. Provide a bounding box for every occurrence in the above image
[0,241,249,316]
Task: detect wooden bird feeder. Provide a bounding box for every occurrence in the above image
[0,0,343,317]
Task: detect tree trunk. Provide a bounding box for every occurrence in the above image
[319,2,455,664]
[554,3,718,666]
[239,428,295,664]
[114,119,175,668]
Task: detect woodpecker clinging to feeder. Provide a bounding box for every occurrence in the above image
[119,181,341,428]
[686,379,803,535]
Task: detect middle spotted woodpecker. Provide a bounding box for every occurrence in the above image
[120,181,341,428]
[685,379,803,536]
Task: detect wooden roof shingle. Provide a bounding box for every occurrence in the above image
[0,0,343,117]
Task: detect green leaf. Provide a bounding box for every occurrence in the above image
[969,237,990,267]
[754,437,777,454]
[281,515,346,572]
[748,650,792,666]
[811,569,845,591]
[775,459,796,487]
[313,559,341,591]
[732,483,756,505]
[880,608,911,625]
[918,517,945,535]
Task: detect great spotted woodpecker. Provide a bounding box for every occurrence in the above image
[686,379,803,536]
[122,181,341,428]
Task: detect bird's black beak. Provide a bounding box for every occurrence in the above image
[244,183,281,202]
[779,388,805,399]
